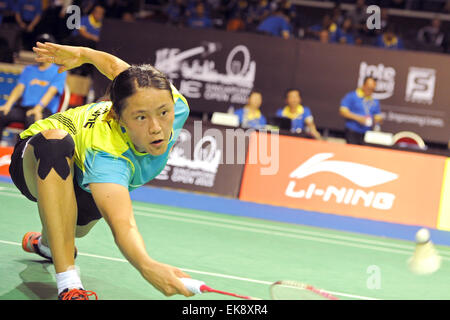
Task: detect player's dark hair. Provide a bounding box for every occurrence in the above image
[284,88,300,97]
[109,64,173,118]
[363,76,377,84]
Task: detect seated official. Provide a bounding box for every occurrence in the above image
[276,88,321,139]
[234,91,267,129]
[339,76,383,145]
[0,49,67,143]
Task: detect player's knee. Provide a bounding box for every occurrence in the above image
[29,131,75,180]
[41,129,70,140]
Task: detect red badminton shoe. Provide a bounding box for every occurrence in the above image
[58,288,98,300]
[22,231,78,262]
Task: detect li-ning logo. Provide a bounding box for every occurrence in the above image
[405,67,436,105]
[285,153,399,210]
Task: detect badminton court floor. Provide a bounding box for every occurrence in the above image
[0,181,449,300]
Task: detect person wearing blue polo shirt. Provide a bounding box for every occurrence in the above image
[257,8,292,39]
[14,0,42,50]
[276,88,321,139]
[234,91,267,129]
[335,18,356,45]
[70,5,105,47]
[0,37,67,143]
[375,24,404,50]
[339,76,383,145]
[186,2,212,29]
[308,14,338,42]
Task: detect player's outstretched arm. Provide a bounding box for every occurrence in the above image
[89,182,193,297]
[33,42,130,80]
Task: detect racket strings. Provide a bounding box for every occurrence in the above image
[270,281,338,300]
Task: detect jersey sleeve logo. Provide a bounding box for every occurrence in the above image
[83,106,110,129]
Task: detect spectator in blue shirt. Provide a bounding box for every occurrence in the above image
[187,2,212,28]
[70,4,105,47]
[257,8,292,39]
[308,14,338,42]
[375,24,404,50]
[165,0,187,26]
[339,76,383,145]
[234,91,267,129]
[279,0,297,31]
[276,88,321,139]
[0,35,67,143]
[0,0,15,25]
[186,0,212,17]
[335,18,356,45]
[65,4,104,75]
[247,0,272,31]
[14,0,42,50]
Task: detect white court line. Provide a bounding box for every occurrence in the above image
[0,239,379,300]
[133,209,450,260]
[133,205,428,251]
[0,187,444,252]
[1,189,449,257]
[0,188,433,252]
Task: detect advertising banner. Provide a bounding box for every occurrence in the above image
[96,19,296,116]
[97,20,450,144]
[240,132,447,228]
[146,120,249,198]
[296,41,450,144]
[437,158,450,231]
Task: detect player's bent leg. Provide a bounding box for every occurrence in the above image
[20,130,96,299]
[22,129,78,274]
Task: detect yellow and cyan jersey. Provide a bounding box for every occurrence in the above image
[20,84,190,193]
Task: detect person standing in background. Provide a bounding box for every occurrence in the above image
[339,76,383,145]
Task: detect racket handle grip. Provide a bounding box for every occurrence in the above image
[179,278,206,295]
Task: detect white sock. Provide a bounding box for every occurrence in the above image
[37,238,52,258]
[55,268,83,295]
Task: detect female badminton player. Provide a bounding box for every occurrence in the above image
[9,42,194,300]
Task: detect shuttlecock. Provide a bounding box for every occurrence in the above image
[408,228,442,275]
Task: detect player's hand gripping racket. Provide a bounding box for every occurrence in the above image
[180,278,261,300]
[179,278,338,300]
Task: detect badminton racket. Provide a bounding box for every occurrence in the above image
[179,278,338,300]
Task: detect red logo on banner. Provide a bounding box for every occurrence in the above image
[0,147,13,177]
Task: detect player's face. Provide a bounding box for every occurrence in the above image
[362,79,377,97]
[93,6,105,22]
[286,90,301,107]
[119,87,175,156]
[248,92,262,110]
